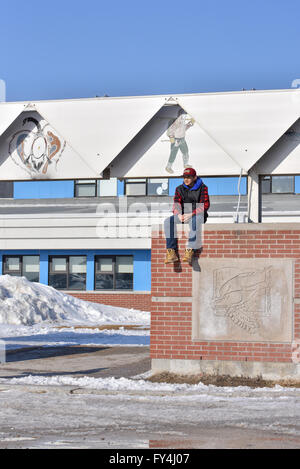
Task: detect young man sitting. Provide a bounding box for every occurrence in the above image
[164,167,210,264]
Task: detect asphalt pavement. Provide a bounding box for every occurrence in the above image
[0,344,151,380]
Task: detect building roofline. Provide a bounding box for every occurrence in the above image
[0,88,298,106]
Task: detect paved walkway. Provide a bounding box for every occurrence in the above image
[0,345,151,380]
[0,344,300,449]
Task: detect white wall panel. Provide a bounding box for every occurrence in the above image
[254,118,300,174]
[0,111,101,179]
[36,96,165,176]
[0,103,24,137]
[177,90,300,172]
[0,213,164,249]
[111,111,243,177]
[1,90,299,180]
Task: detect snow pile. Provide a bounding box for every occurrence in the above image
[2,375,298,395]
[0,275,150,326]
[3,375,188,392]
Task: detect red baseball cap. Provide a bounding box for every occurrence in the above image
[182,167,197,177]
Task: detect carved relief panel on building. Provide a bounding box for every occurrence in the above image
[192,259,293,342]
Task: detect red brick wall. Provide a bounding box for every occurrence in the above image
[68,292,151,312]
[151,226,300,364]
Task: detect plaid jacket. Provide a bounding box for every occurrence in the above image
[173,180,210,218]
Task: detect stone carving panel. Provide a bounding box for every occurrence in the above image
[192,259,293,342]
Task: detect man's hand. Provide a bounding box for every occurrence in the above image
[178,213,193,222]
[183,213,193,222]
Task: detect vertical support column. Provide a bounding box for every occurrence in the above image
[39,251,49,285]
[86,252,95,291]
[247,169,261,223]
[133,250,151,291]
[117,179,125,196]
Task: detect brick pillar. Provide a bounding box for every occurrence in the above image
[150,224,300,381]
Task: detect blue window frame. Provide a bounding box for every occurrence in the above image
[49,255,87,290]
[95,255,133,290]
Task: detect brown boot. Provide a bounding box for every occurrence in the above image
[164,249,179,264]
[182,248,194,263]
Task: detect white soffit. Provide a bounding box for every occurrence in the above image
[177,90,300,171]
[254,118,300,175]
[0,103,25,136]
[36,97,166,175]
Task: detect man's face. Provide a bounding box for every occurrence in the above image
[183,175,197,187]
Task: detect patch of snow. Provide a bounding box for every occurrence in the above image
[0,275,150,326]
[1,374,299,396]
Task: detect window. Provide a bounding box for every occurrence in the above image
[95,256,133,290]
[261,176,295,194]
[271,176,294,194]
[147,178,169,196]
[261,176,271,194]
[74,178,118,197]
[125,178,169,196]
[49,256,86,290]
[3,255,40,282]
[125,179,147,196]
[74,180,97,197]
[0,182,13,198]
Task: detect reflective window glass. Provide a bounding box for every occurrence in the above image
[49,256,86,290]
[95,256,133,290]
[23,256,40,282]
[116,256,133,273]
[147,179,169,196]
[125,182,147,196]
[52,258,67,272]
[49,273,67,290]
[23,256,39,273]
[95,274,114,290]
[5,257,20,272]
[97,258,113,272]
[69,256,86,273]
[3,255,39,282]
[75,184,96,197]
[271,176,294,193]
[261,176,271,194]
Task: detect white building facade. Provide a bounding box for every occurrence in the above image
[0,89,299,308]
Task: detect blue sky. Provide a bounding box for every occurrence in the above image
[0,0,299,101]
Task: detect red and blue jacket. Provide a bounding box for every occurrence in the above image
[173,177,210,221]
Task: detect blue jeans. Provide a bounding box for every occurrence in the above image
[164,214,204,250]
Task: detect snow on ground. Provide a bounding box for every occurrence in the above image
[1,373,298,396]
[0,275,150,349]
[0,275,150,326]
[0,277,300,448]
[0,373,299,449]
